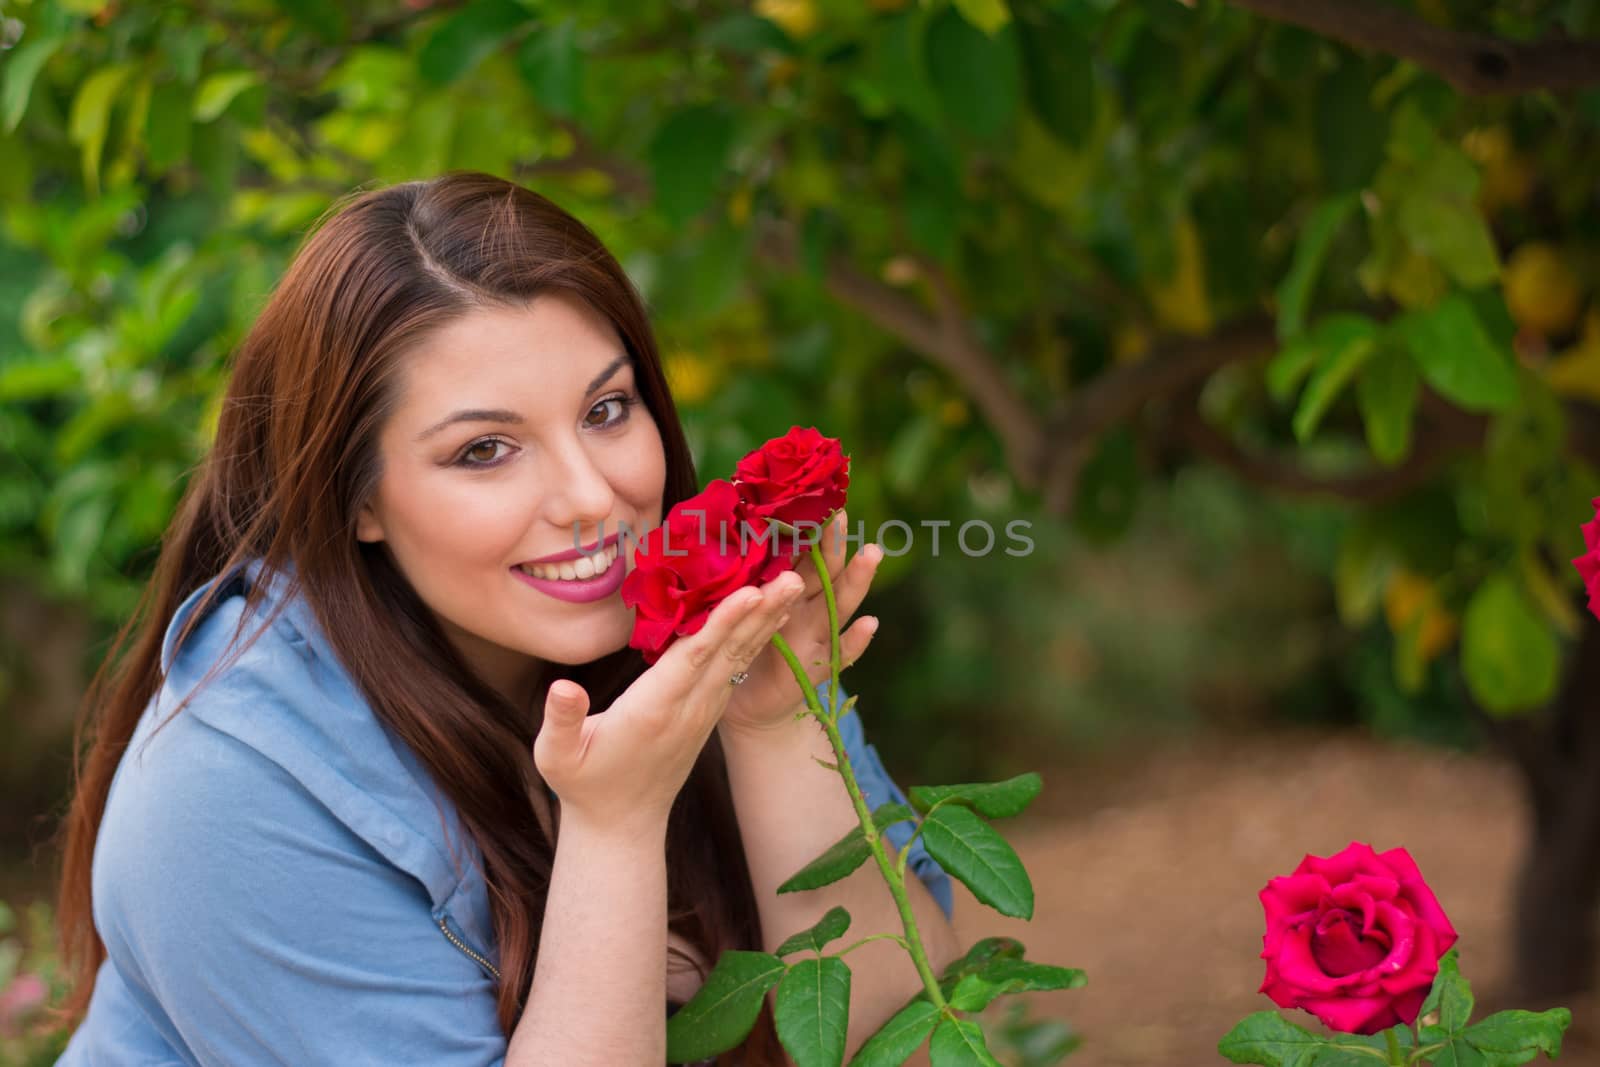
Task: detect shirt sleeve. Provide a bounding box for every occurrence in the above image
[94,714,508,1067]
[820,681,956,921]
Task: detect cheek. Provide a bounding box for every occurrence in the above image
[387,471,532,562]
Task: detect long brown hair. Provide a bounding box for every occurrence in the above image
[54,171,784,1062]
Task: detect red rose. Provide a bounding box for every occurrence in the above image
[733,426,850,538]
[1258,842,1458,1035]
[621,480,792,665]
[1573,496,1600,621]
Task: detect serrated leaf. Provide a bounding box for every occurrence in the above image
[1394,295,1518,413]
[946,958,1086,1012]
[929,1016,1003,1066]
[920,806,1033,919]
[908,773,1042,819]
[1398,194,1500,289]
[872,802,916,831]
[939,936,1026,989]
[847,999,939,1067]
[779,825,874,894]
[3,33,62,134]
[775,957,852,1067]
[1357,342,1420,465]
[1462,574,1559,716]
[1420,949,1475,1037]
[145,81,192,172]
[776,906,852,958]
[1449,1008,1572,1066]
[1277,194,1358,341]
[665,950,786,1062]
[1293,315,1380,442]
[1217,1011,1327,1067]
[649,105,736,225]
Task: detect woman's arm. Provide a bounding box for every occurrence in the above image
[717,702,962,1061]
[507,812,669,1065]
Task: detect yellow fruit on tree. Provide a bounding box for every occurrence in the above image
[1383,570,1458,664]
[1461,126,1535,216]
[663,350,718,406]
[756,0,819,40]
[1504,242,1585,338]
[1146,216,1213,337]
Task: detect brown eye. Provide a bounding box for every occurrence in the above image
[455,438,510,468]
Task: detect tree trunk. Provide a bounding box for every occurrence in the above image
[1489,594,1600,999]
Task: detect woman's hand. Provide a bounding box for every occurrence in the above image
[532,569,806,837]
[720,509,884,738]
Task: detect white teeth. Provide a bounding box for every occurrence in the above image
[519,544,617,582]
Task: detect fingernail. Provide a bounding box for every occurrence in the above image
[864,616,879,635]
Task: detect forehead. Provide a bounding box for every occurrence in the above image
[394,293,628,402]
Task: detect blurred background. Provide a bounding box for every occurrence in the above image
[2,0,1599,1063]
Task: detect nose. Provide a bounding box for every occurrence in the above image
[540,438,616,543]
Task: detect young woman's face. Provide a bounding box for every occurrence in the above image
[356,291,666,705]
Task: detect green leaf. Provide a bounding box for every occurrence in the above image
[775,957,852,1067]
[1356,342,1420,465]
[69,62,135,193]
[775,906,852,958]
[1292,315,1380,443]
[1072,424,1141,546]
[908,773,1042,819]
[920,805,1033,919]
[929,1017,1003,1066]
[274,0,349,43]
[938,936,1026,989]
[1015,7,1094,149]
[665,950,787,1062]
[1314,59,1387,194]
[145,81,192,173]
[925,6,1022,142]
[779,826,874,894]
[3,33,63,134]
[417,0,528,85]
[948,959,1086,1012]
[0,355,83,400]
[1462,574,1560,716]
[1393,295,1519,413]
[871,802,916,831]
[1420,949,1474,1036]
[1276,194,1358,341]
[192,70,260,122]
[847,999,939,1067]
[1217,1011,1331,1067]
[952,0,1011,36]
[648,105,736,225]
[516,18,584,118]
[1451,1008,1572,1065]
[1398,194,1500,289]
[1418,950,1572,1065]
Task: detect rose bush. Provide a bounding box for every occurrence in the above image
[1258,842,1457,1035]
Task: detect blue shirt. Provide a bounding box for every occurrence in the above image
[58,557,953,1066]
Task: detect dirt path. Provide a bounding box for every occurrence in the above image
[937,728,1597,1066]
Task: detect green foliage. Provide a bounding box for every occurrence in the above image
[0,900,72,1066]
[1218,950,1569,1066]
[665,950,787,1062]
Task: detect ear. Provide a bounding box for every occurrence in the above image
[355,503,385,544]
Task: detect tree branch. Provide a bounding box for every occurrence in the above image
[756,220,1047,488]
[1225,0,1600,95]
[1036,320,1278,513]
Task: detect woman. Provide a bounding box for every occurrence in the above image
[52,172,957,1065]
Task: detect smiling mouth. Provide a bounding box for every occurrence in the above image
[514,542,621,582]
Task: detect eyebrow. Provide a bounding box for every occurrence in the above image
[414,353,633,442]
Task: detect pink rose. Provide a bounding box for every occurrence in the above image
[1573,496,1600,621]
[1258,842,1458,1035]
